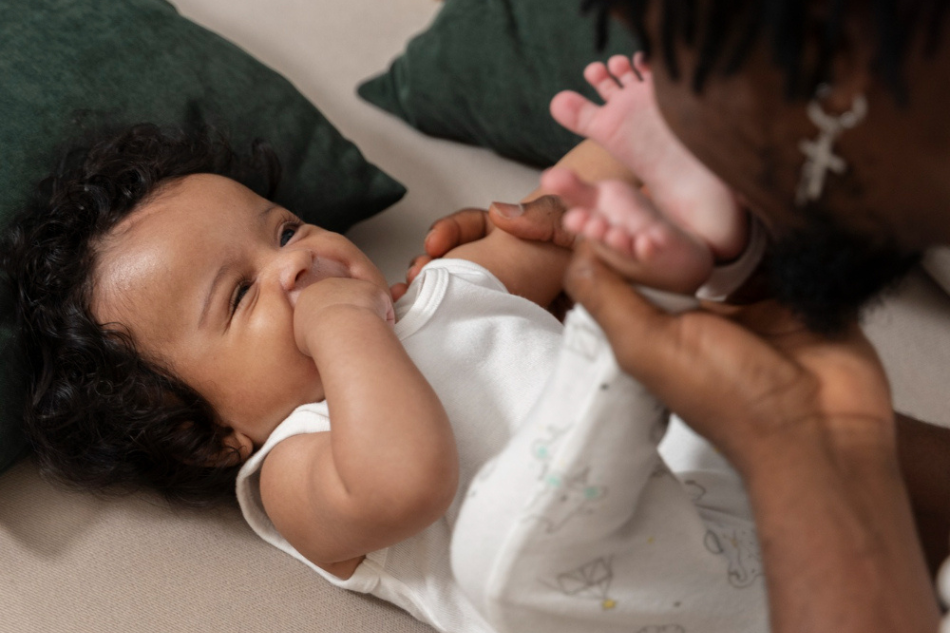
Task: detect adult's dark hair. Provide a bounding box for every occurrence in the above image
[0,124,280,506]
[583,0,948,100]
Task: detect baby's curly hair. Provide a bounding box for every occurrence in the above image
[1,124,280,506]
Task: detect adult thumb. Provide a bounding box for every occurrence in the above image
[488,194,577,249]
[564,242,689,389]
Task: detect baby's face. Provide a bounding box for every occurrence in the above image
[91,174,390,456]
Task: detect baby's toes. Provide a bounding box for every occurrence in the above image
[632,51,653,84]
[563,208,592,234]
[582,213,611,242]
[583,61,621,100]
[632,231,663,263]
[549,90,603,137]
[604,225,635,256]
[607,55,639,86]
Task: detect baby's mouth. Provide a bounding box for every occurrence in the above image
[288,256,352,308]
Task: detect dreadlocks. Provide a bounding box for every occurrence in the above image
[581,0,949,101]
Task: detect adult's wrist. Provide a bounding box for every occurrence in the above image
[733,412,939,633]
[729,411,899,490]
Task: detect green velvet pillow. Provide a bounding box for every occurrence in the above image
[0,0,406,475]
[358,0,640,167]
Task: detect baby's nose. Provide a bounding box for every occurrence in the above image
[281,251,317,307]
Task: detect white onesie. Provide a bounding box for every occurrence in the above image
[237,259,563,633]
[237,231,770,633]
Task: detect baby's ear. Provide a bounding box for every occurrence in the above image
[217,428,255,464]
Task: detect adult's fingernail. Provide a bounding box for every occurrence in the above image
[492,202,523,218]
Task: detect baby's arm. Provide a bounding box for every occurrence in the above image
[258,278,458,578]
[443,140,639,307]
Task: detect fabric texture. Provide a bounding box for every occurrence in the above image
[237,259,564,633]
[357,0,640,167]
[0,0,406,475]
[452,306,768,632]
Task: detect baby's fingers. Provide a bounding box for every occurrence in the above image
[407,255,432,285]
[390,282,409,303]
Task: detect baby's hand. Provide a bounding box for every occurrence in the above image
[293,277,395,357]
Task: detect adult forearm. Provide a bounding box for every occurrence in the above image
[740,427,940,632]
[896,411,950,577]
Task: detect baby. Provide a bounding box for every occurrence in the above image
[3,64,766,633]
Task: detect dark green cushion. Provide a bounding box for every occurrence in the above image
[0,0,407,476]
[358,0,640,167]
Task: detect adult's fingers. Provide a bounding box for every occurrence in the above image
[565,242,777,407]
[424,208,491,258]
[488,194,577,249]
[564,242,679,386]
[565,243,804,447]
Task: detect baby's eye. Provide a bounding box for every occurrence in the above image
[231,281,251,313]
[279,223,299,247]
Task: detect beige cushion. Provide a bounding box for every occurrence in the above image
[0,459,429,632]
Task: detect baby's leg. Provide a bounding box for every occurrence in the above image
[450,307,767,633]
[542,167,713,293]
[550,53,746,261]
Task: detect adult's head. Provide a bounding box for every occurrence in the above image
[592,0,949,332]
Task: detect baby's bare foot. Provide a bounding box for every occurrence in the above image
[543,167,713,293]
[550,53,745,261]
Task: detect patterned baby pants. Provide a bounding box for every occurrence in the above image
[451,306,769,633]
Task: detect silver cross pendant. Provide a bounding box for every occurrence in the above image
[795,87,868,206]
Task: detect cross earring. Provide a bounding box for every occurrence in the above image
[795,85,868,206]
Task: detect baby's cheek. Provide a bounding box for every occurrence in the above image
[205,318,323,431]
[258,353,324,414]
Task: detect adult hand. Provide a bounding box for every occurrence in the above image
[392,195,576,302]
[564,240,939,633]
[564,241,892,471]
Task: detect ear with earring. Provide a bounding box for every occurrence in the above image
[795,84,868,206]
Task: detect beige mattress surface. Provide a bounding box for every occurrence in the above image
[2,1,948,632]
